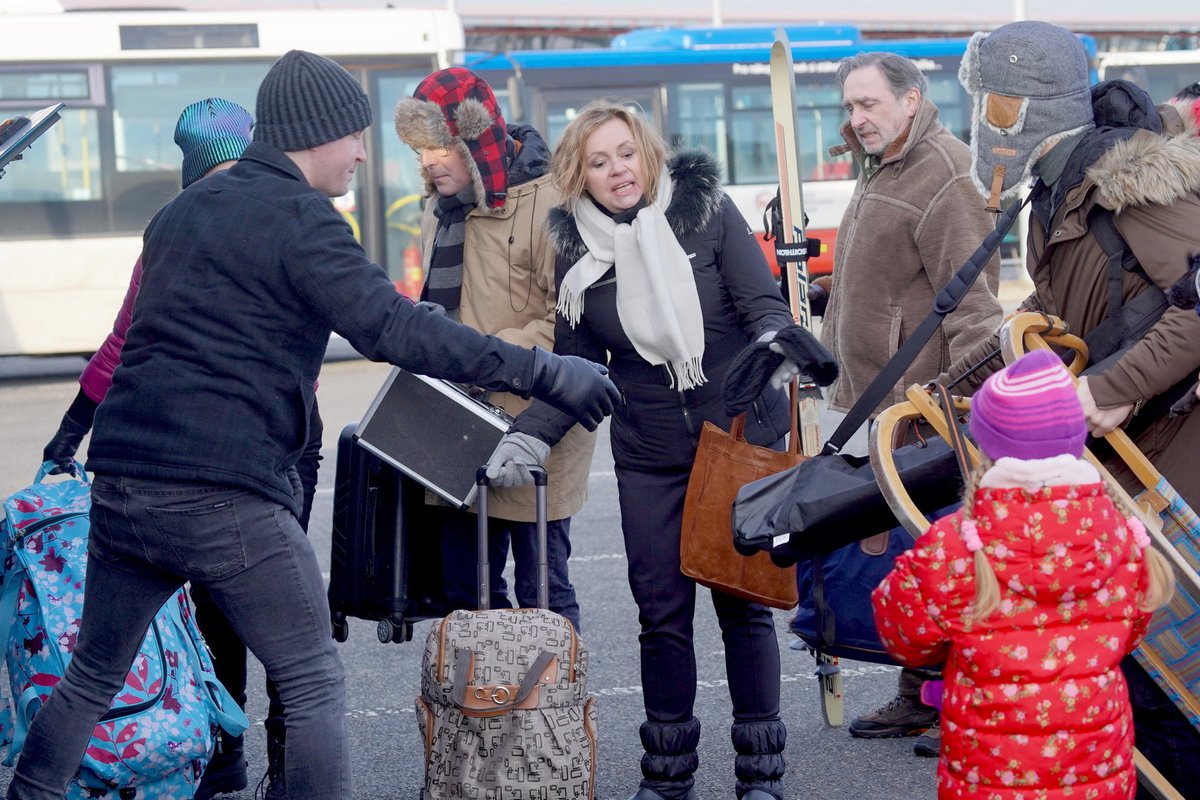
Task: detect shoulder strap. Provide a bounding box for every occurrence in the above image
[1088,208,1152,323]
[823,196,1028,453]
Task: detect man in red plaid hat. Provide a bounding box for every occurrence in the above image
[394,69,596,633]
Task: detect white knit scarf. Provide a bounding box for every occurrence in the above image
[556,165,706,390]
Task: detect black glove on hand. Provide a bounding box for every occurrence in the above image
[527,347,619,432]
[415,300,448,317]
[43,391,98,476]
[809,275,832,317]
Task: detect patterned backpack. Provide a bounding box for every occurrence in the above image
[0,461,249,799]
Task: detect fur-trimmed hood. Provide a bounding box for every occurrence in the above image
[547,148,724,264]
[1085,111,1200,214]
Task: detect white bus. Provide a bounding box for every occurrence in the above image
[0,4,463,356]
[1097,49,1200,104]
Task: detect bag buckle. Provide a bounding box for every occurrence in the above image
[473,685,512,705]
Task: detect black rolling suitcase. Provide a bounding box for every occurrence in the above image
[327,423,444,644]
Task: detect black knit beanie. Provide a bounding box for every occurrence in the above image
[254,50,372,150]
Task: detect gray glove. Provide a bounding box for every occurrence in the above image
[757,330,801,390]
[485,432,550,488]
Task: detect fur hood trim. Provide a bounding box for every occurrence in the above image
[547,148,724,263]
[1087,125,1200,213]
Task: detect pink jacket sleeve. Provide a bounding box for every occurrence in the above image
[79,255,142,403]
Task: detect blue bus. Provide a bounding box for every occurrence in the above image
[467,25,1098,275]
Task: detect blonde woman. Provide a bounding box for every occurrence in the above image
[504,100,814,800]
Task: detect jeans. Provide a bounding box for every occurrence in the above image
[6,476,349,800]
[436,506,581,634]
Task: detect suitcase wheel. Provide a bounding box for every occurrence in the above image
[331,612,349,643]
[376,618,413,644]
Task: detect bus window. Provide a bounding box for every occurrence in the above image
[669,82,727,179]
[729,84,775,184]
[0,107,101,205]
[0,68,102,207]
[109,61,268,228]
[540,90,661,148]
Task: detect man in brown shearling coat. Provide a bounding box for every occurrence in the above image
[818,52,1003,754]
[821,53,1002,419]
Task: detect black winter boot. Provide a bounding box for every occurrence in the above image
[731,719,786,799]
[632,718,702,800]
[195,732,248,800]
[255,729,287,800]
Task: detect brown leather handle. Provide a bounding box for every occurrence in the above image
[728,382,802,455]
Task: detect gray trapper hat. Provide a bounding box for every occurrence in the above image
[959,21,1095,209]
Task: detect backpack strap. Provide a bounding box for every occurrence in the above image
[1088,208,1150,321]
[165,596,250,736]
[0,564,24,764]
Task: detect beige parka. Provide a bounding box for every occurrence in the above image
[418,170,597,522]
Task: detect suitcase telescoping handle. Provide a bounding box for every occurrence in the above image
[474,466,549,611]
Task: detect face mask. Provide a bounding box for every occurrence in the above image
[959,21,1094,210]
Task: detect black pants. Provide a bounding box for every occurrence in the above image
[615,461,781,724]
[1126,655,1200,800]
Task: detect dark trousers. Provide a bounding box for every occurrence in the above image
[190,403,323,749]
[435,505,581,633]
[615,462,781,724]
[1126,655,1200,800]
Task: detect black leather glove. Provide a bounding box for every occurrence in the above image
[527,347,619,432]
[809,275,832,317]
[43,390,98,476]
[415,300,448,317]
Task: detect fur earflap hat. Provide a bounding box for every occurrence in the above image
[970,349,1087,462]
[394,67,510,208]
[958,21,1094,209]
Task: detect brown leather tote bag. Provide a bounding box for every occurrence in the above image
[680,407,802,609]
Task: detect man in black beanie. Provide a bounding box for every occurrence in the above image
[5,50,618,800]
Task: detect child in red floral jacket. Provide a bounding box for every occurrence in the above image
[872,349,1175,800]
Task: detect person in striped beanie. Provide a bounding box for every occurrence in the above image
[174,97,253,189]
[968,348,1088,462]
[871,347,1175,800]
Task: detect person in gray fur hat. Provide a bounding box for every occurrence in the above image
[393,67,597,638]
[947,21,1200,799]
[5,51,618,800]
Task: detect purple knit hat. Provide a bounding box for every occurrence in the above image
[970,350,1087,461]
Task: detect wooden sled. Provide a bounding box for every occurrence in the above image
[868,312,1200,800]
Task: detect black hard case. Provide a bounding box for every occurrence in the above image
[354,367,513,510]
[327,423,445,644]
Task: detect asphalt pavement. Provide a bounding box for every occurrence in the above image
[0,352,938,799]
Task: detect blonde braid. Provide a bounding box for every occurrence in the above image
[1100,483,1176,612]
[962,459,1001,621]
